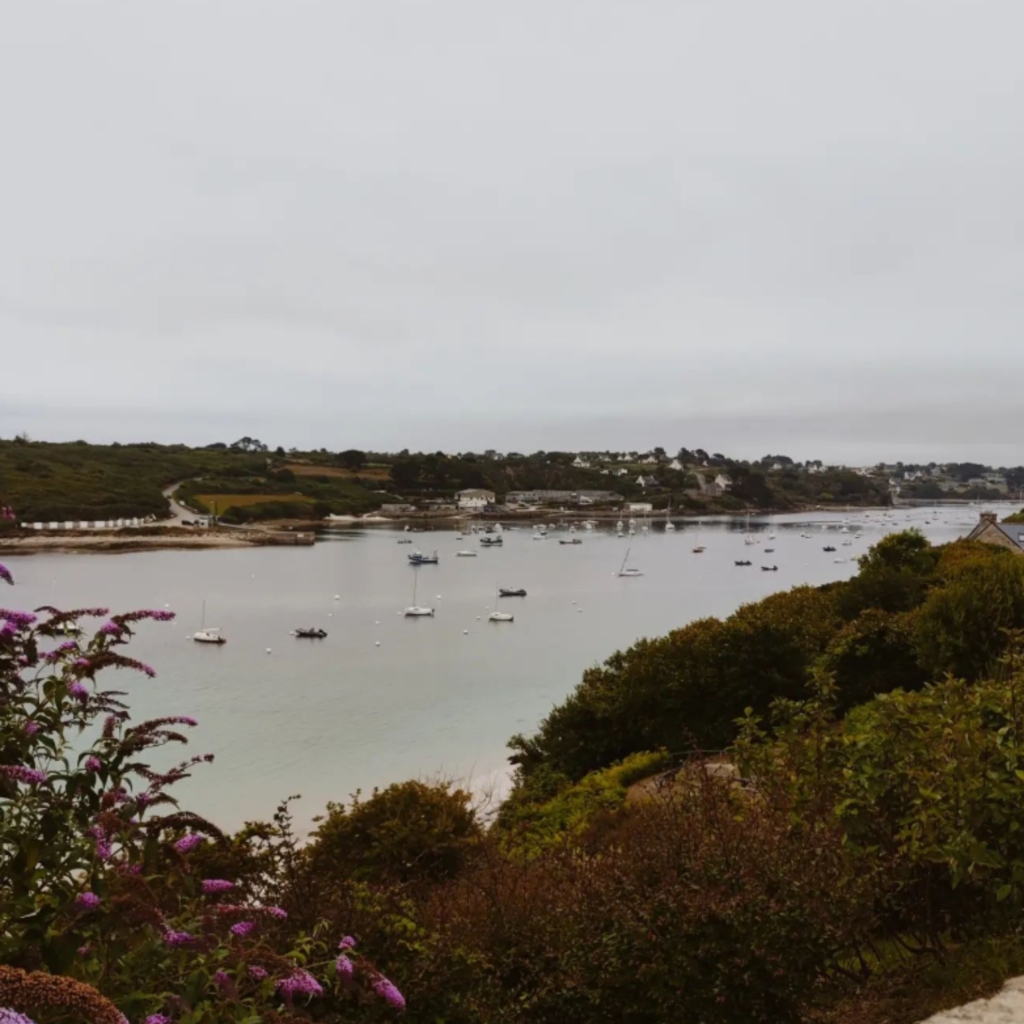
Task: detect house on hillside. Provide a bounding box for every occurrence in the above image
[714,473,732,491]
[572,454,591,469]
[636,474,658,489]
[456,488,495,510]
[668,458,683,471]
[967,512,1024,553]
[627,502,654,514]
[640,454,659,465]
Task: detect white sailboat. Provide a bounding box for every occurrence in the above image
[193,601,226,644]
[692,522,705,554]
[404,569,435,617]
[617,548,643,577]
[744,512,757,545]
[665,501,676,532]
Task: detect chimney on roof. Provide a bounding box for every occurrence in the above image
[980,511,998,525]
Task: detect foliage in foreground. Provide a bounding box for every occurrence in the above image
[0,568,407,1023]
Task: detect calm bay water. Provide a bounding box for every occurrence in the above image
[1,506,1000,833]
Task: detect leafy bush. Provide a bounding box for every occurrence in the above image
[495,750,669,847]
[915,554,1024,678]
[0,562,408,1023]
[510,585,839,783]
[818,608,923,708]
[306,780,482,886]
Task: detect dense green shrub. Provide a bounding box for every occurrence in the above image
[495,750,669,847]
[915,554,1024,679]
[306,780,482,885]
[510,585,839,783]
[818,608,923,708]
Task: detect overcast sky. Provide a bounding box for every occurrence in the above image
[1,2,1022,465]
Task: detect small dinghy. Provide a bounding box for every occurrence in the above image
[293,628,328,639]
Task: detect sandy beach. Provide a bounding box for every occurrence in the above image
[0,528,296,555]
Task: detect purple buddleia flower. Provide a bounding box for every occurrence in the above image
[275,970,323,1004]
[144,1016,172,1024]
[162,930,194,948]
[338,935,356,950]
[43,641,79,663]
[201,879,235,894]
[77,945,91,956]
[88,824,112,860]
[75,892,100,911]
[174,833,204,854]
[68,680,88,701]
[372,977,406,1010]
[335,955,354,980]
[0,563,13,586]
[230,921,256,937]
[0,1008,37,1024]
[247,965,268,980]
[73,658,91,670]
[99,621,124,637]
[0,765,47,785]
[264,906,287,919]
[0,623,17,641]
[113,609,176,625]
[85,755,101,772]
[213,970,236,998]
[0,610,35,627]
[23,721,39,736]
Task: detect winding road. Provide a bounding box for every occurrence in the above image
[161,483,201,524]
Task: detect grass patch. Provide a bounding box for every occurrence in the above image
[285,463,391,480]
[193,493,313,512]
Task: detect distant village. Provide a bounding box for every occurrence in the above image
[373,449,1024,517]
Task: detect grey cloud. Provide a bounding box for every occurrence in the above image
[1,1,1022,463]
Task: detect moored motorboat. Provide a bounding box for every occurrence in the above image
[293,627,327,638]
[408,550,439,564]
[498,588,527,597]
[456,550,477,557]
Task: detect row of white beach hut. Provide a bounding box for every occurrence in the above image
[20,518,153,531]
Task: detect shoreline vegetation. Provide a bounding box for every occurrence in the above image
[3,436,1020,556]
[5,528,1024,1021]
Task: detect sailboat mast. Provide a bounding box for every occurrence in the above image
[620,548,630,574]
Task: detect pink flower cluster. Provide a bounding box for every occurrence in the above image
[0,765,46,785]
[75,892,100,911]
[201,879,235,895]
[174,834,204,854]
[276,970,323,1003]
